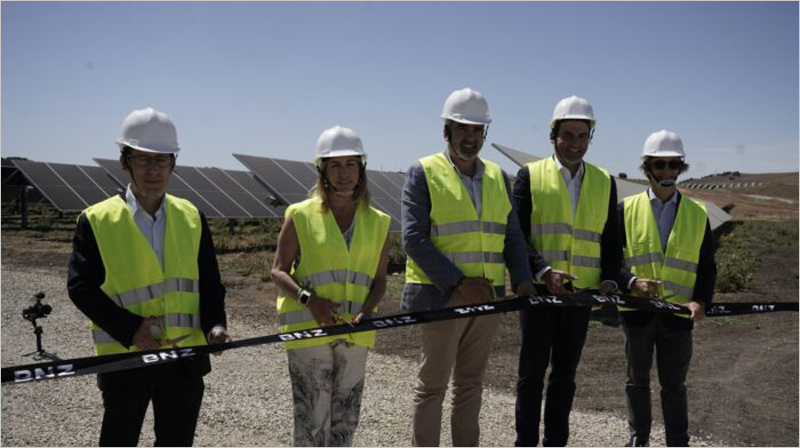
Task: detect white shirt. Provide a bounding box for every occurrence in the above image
[552,155,585,217]
[125,185,166,269]
[444,150,485,216]
[648,187,679,251]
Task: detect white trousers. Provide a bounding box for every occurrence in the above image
[287,340,369,447]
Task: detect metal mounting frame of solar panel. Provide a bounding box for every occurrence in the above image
[11,160,121,212]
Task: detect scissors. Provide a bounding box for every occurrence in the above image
[158,333,191,348]
[330,308,355,328]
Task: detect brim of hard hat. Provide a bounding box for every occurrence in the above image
[441,115,492,125]
[550,116,596,128]
[116,139,180,154]
[315,150,366,164]
[641,151,685,159]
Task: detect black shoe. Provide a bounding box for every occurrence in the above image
[625,435,649,447]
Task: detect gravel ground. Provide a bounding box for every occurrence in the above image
[1,264,721,447]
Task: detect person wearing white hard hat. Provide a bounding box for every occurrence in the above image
[402,88,536,446]
[67,107,229,446]
[512,95,623,446]
[616,130,716,447]
[271,126,391,446]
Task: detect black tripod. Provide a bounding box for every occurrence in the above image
[22,292,60,361]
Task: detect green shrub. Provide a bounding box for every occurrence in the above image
[715,248,759,293]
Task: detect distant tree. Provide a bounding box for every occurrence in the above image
[618,172,627,179]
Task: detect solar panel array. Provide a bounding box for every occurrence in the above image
[11,160,122,212]
[9,153,406,230]
[491,142,732,230]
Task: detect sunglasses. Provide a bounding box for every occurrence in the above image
[649,160,683,170]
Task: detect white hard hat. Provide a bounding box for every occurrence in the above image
[314,126,366,167]
[116,107,180,154]
[641,130,685,159]
[550,95,596,129]
[441,87,492,125]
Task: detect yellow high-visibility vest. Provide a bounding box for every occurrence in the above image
[405,152,511,295]
[277,196,390,349]
[83,195,206,355]
[528,157,610,289]
[620,191,706,316]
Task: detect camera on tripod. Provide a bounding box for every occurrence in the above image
[23,292,52,323]
[21,292,58,360]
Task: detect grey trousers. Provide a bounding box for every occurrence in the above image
[622,316,693,447]
[287,340,369,447]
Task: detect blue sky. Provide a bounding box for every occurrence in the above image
[2,1,798,178]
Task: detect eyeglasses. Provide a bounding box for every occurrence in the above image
[127,154,173,168]
[649,160,683,170]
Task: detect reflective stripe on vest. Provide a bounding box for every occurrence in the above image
[405,153,511,295]
[111,278,199,308]
[297,270,374,290]
[83,195,207,354]
[432,221,507,237]
[528,157,610,289]
[277,196,390,349]
[620,191,707,316]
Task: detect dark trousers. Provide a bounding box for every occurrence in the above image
[99,373,205,446]
[515,306,591,447]
[622,315,693,447]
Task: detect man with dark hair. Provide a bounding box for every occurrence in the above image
[513,95,623,447]
[403,87,536,446]
[618,130,716,447]
[67,107,229,446]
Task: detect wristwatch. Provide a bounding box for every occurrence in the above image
[297,288,312,306]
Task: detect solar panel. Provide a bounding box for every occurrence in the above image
[270,158,318,190]
[233,154,312,206]
[174,167,249,218]
[81,165,124,196]
[196,168,280,218]
[491,142,732,230]
[12,160,97,211]
[374,170,405,191]
[491,143,542,167]
[365,170,402,231]
[92,158,129,187]
[48,163,115,206]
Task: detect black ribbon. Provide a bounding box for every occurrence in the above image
[2,291,796,385]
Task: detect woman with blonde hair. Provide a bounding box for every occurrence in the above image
[271,126,391,447]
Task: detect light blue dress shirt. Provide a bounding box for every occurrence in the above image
[125,185,166,269]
